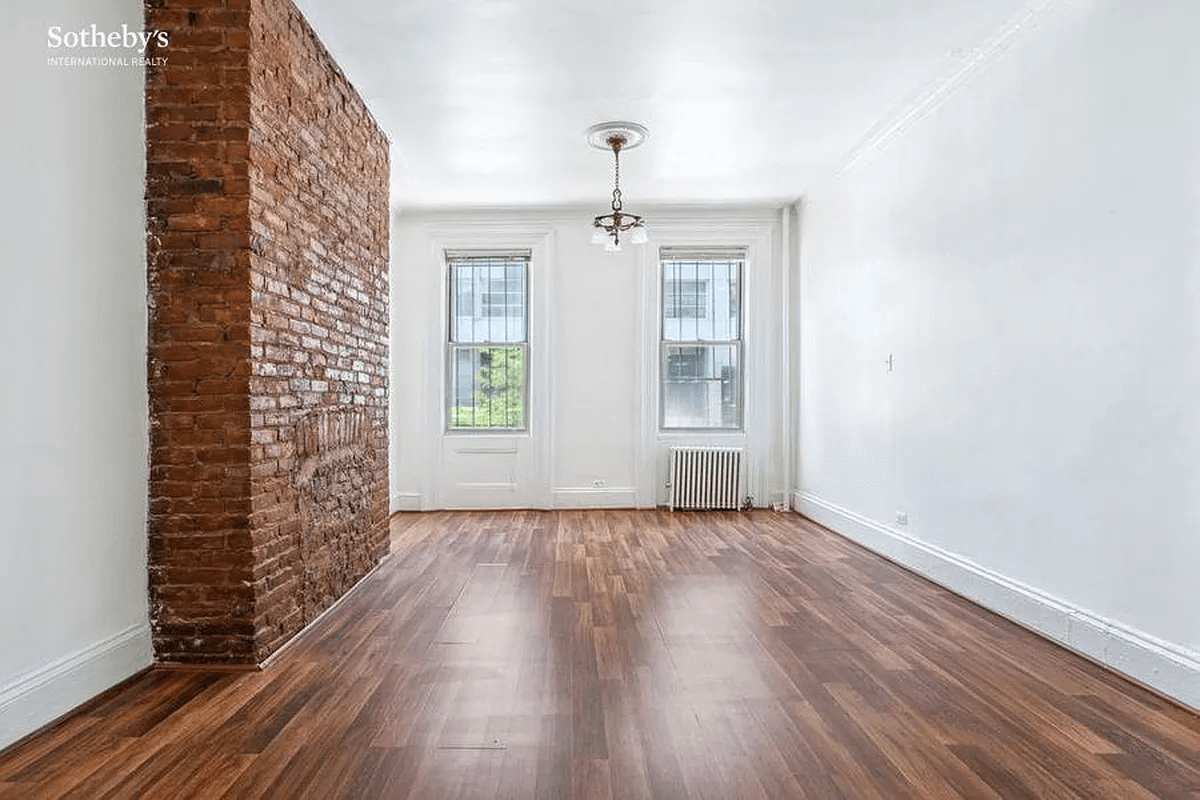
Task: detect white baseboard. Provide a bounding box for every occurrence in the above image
[398,487,641,510]
[0,623,153,750]
[391,492,425,512]
[793,491,1200,713]
[551,487,638,508]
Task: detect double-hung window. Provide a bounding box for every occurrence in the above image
[660,248,744,430]
[446,250,529,430]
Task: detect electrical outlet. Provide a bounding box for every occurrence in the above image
[592,478,607,488]
[895,510,908,526]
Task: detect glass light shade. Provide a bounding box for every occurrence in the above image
[604,237,621,252]
[591,227,607,244]
[629,225,648,245]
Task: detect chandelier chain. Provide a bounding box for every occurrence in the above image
[611,138,623,212]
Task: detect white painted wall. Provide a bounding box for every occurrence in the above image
[795,0,1200,709]
[389,206,786,511]
[0,0,152,748]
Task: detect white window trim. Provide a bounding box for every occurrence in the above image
[430,228,553,444]
[633,213,778,508]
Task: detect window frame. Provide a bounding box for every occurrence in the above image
[658,248,745,432]
[445,250,531,432]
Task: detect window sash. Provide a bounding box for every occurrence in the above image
[446,344,529,430]
[660,342,743,430]
[448,253,529,345]
[661,256,741,343]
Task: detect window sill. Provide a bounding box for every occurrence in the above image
[444,429,531,437]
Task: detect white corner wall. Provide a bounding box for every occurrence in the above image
[0,1,153,749]
[389,206,786,511]
[795,0,1200,710]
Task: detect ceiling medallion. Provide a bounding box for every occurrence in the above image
[586,122,649,252]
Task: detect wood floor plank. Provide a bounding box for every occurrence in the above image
[1,509,1197,798]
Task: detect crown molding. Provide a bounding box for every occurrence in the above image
[828,0,1064,184]
[394,201,784,229]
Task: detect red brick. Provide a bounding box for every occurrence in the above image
[147,0,387,667]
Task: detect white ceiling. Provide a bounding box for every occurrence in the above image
[292,0,1030,209]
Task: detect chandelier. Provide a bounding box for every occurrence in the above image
[587,122,649,251]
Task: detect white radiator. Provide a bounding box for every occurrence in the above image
[668,447,743,511]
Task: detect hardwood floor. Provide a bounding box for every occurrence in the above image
[2,510,1198,798]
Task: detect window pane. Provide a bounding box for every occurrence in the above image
[661,343,741,429]
[662,258,740,342]
[448,345,526,429]
[450,257,527,343]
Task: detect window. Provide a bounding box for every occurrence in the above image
[447,251,529,429]
[660,248,744,429]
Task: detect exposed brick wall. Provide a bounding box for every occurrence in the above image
[246,0,390,660]
[145,1,255,664]
[145,0,389,664]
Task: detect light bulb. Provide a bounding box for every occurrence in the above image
[591,228,607,244]
[630,225,648,245]
[604,237,621,252]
